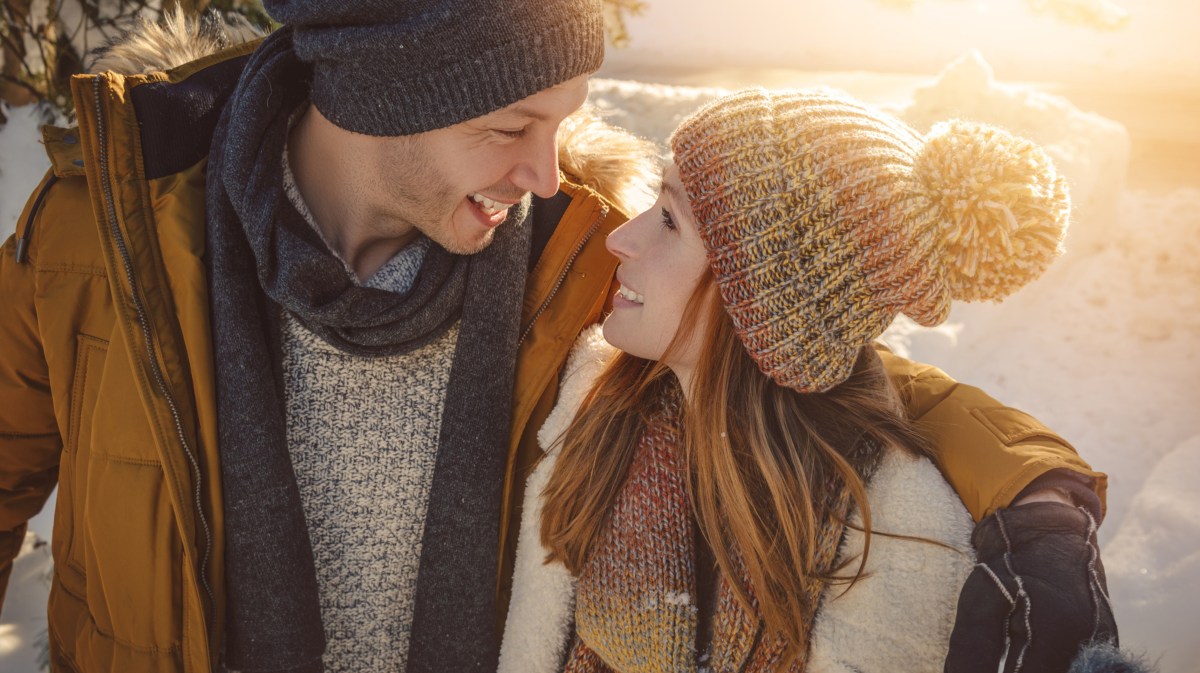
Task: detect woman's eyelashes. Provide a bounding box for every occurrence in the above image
[494,127,529,139]
[660,207,676,231]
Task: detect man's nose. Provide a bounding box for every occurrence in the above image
[512,133,561,199]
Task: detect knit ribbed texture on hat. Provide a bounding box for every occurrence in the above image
[265,0,605,136]
[669,88,1069,393]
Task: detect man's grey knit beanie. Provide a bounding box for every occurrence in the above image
[263,0,605,137]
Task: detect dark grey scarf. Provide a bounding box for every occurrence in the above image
[206,28,530,673]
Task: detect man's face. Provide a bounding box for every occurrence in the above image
[365,74,591,254]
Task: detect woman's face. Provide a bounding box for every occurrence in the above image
[603,163,712,380]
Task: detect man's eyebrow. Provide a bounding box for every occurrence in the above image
[496,103,550,122]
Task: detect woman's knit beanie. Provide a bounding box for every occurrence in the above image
[669,88,1070,392]
[263,0,605,136]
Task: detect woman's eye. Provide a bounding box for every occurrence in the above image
[495,127,528,139]
[660,207,677,231]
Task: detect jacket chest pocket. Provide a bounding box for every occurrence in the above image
[56,332,185,650]
[54,333,108,584]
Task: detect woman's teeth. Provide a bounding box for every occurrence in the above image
[617,285,644,304]
[470,193,507,216]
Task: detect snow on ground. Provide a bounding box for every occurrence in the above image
[0,99,55,673]
[0,104,53,242]
[0,536,50,672]
[1105,434,1200,673]
[1,51,1197,672]
[599,0,1200,93]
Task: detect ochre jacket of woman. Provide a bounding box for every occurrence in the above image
[0,29,1105,673]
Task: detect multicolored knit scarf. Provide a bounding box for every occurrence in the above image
[563,395,864,673]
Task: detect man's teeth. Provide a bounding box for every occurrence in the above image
[470,193,507,216]
[617,285,644,304]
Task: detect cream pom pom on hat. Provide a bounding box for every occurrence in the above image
[669,88,1070,393]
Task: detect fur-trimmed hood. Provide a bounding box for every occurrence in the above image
[87,8,659,218]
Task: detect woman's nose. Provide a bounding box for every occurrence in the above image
[605,210,648,259]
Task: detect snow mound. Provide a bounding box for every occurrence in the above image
[0,533,51,672]
[901,50,1131,253]
[588,78,728,149]
[0,104,53,241]
[1104,434,1200,673]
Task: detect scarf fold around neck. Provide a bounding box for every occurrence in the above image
[206,27,531,673]
[564,392,865,673]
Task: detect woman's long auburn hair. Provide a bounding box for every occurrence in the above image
[540,272,936,663]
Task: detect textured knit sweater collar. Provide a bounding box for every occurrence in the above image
[206,27,531,673]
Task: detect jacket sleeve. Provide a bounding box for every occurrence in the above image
[0,172,64,609]
[876,345,1107,522]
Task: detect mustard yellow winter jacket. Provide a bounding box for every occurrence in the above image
[0,38,1105,673]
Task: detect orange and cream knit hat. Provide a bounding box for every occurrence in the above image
[669,88,1070,392]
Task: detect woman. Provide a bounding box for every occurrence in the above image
[499,88,1100,673]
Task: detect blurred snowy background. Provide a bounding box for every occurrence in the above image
[2,0,1197,671]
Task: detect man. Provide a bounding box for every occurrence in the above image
[0,2,1115,672]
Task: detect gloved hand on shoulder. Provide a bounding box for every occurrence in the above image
[943,500,1137,673]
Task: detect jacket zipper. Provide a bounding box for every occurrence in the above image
[14,174,58,263]
[91,78,216,612]
[517,206,607,348]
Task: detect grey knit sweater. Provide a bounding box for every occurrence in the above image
[280,158,458,672]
